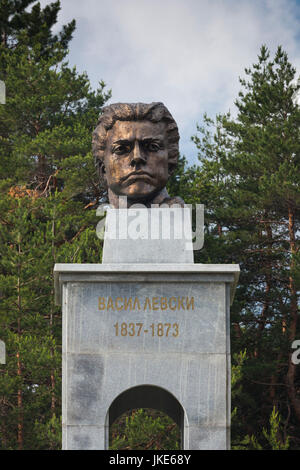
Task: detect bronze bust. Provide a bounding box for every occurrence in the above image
[92,102,184,208]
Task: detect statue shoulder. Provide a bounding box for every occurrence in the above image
[159,196,185,207]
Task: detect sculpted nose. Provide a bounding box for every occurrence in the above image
[131,141,147,166]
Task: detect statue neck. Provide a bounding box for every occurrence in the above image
[108,187,170,208]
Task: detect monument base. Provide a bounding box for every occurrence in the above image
[101,208,195,264]
[54,263,239,450]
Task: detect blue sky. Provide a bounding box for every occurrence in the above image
[40,0,300,165]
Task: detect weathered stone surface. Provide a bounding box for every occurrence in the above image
[0,340,5,364]
[0,81,5,105]
[65,281,226,354]
[55,263,239,450]
[102,208,194,263]
[54,263,239,305]
[186,425,229,450]
[62,425,106,451]
[63,352,227,426]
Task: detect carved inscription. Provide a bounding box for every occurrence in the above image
[113,322,179,337]
[98,296,194,311]
[98,296,194,339]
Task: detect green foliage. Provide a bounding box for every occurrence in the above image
[231,350,247,401]
[34,414,62,450]
[0,7,299,450]
[192,45,300,449]
[0,0,110,449]
[109,409,181,450]
[233,407,290,450]
[262,407,290,450]
[0,41,111,194]
[0,192,104,449]
[0,0,75,58]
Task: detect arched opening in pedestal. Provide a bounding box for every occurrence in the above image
[106,385,185,450]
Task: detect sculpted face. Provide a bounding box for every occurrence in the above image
[103,120,169,202]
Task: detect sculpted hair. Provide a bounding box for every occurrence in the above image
[92,102,180,177]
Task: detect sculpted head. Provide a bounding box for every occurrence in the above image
[92,102,183,207]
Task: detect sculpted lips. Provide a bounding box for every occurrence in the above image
[121,170,154,185]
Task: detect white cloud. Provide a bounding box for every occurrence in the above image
[39,0,300,163]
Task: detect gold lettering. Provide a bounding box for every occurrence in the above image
[133,297,141,310]
[98,297,106,310]
[169,297,177,310]
[115,297,123,311]
[186,297,194,310]
[124,297,133,310]
[152,297,159,310]
[107,296,114,310]
[99,295,193,312]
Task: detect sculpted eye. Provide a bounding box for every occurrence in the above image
[113,143,132,155]
[144,141,161,152]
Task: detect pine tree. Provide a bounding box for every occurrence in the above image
[0,1,110,449]
[192,45,300,449]
[0,0,75,56]
[110,409,180,450]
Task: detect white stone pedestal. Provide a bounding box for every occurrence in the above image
[54,263,239,450]
[101,208,195,264]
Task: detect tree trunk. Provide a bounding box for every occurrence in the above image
[285,205,300,422]
[16,350,23,450]
[17,247,23,450]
